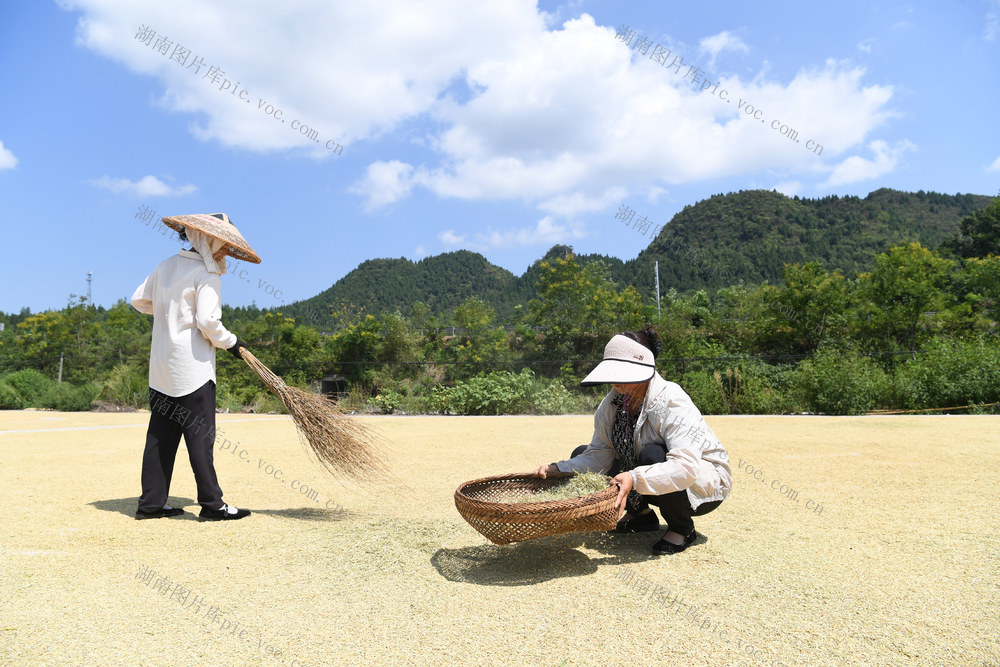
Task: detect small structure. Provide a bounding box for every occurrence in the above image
[320,374,347,400]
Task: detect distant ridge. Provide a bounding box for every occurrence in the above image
[279,188,994,328]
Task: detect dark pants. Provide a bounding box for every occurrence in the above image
[570,444,722,536]
[138,381,224,512]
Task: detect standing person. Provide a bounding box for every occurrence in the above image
[535,329,731,554]
[131,213,259,521]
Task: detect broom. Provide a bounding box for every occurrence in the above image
[239,347,389,482]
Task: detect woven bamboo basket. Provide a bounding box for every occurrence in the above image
[454,472,619,545]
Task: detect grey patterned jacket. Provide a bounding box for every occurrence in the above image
[554,372,732,509]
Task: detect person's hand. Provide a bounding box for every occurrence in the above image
[227,338,248,360]
[612,471,634,518]
[534,463,559,478]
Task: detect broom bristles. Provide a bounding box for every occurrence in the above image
[240,348,389,482]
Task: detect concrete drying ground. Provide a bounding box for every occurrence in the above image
[1,411,998,665]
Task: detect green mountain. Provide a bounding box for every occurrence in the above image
[282,250,532,328]
[625,188,992,295]
[278,188,994,327]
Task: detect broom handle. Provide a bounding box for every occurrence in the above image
[239,347,286,390]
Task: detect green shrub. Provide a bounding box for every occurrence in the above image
[40,382,100,411]
[0,382,22,409]
[725,362,797,414]
[792,346,889,415]
[434,370,535,415]
[372,389,403,414]
[97,363,148,409]
[679,370,729,415]
[4,369,54,407]
[893,337,1000,409]
[528,376,595,415]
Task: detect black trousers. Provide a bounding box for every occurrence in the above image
[138,380,224,512]
[570,444,722,536]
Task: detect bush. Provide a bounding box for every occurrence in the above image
[432,369,602,416]
[792,346,889,415]
[40,382,100,411]
[433,369,535,415]
[527,375,596,415]
[893,337,1000,409]
[372,389,403,414]
[4,369,54,407]
[97,363,149,409]
[0,382,22,409]
[679,370,728,415]
[678,362,795,415]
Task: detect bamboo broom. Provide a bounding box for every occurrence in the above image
[239,347,388,482]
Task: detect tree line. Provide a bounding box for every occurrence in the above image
[1,198,998,415]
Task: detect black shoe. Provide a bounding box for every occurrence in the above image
[135,506,186,520]
[198,504,251,521]
[652,529,698,555]
[612,509,660,533]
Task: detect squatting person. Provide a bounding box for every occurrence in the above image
[535,329,731,554]
[131,212,257,521]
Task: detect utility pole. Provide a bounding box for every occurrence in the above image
[58,352,64,383]
[86,271,93,307]
[654,261,661,319]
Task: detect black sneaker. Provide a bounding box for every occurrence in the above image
[612,509,660,533]
[652,529,698,555]
[198,504,251,521]
[135,506,186,520]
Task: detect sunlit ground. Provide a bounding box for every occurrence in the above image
[1,411,998,665]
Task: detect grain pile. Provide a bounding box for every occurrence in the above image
[2,412,999,665]
[512,472,610,503]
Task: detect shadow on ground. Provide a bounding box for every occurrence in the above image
[251,507,357,522]
[89,496,197,519]
[430,528,705,586]
[90,498,354,522]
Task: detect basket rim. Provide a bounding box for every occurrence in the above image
[454,471,618,518]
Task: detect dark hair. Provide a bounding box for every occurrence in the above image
[622,327,663,360]
[177,226,189,243]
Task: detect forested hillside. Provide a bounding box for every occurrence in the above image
[282,250,533,329]
[282,188,992,326]
[626,188,991,295]
[2,195,998,416]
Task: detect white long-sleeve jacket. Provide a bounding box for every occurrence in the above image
[131,250,238,397]
[554,373,732,510]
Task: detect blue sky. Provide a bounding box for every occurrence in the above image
[1,0,998,315]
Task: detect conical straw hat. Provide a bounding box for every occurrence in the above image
[161,213,261,264]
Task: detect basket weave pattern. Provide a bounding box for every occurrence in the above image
[454,473,618,545]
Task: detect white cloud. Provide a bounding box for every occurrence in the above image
[62,3,902,219]
[482,216,584,249]
[438,216,583,251]
[699,30,749,69]
[987,155,1000,172]
[857,40,874,54]
[59,0,540,155]
[347,160,416,212]
[822,139,915,187]
[645,186,668,203]
[773,181,803,197]
[537,187,626,218]
[414,245,427,258]
[439,230,468,248]
[89,174,198,197]
[987,0,1000,41]
[0,140,17,170]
